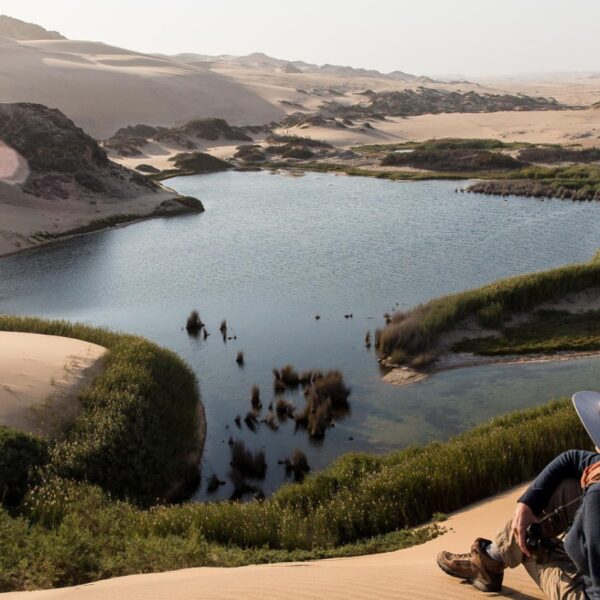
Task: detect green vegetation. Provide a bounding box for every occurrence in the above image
[381,148,525,171]
[153,152,233,180]
[454,309,600,355]
[281,146,314,159]
[468,164,600,200]
[351,138,531,156]
[0,428,48,511]
[0,396,590,590]
[518,146,600,163]
[376,252,600,364]
[0,315,202,507]
[265,161,471,181]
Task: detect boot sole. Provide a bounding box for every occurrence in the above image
[436,557,501,593]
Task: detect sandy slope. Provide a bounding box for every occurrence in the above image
[3,484,543,600]
[0,332,105,436]
[0,181,183,257]
[0,37,284,138]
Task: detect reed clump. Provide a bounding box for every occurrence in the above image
[185,310,204,334]
[275,398,295,420]
[295,370,351,438]
[229,440,267,480]
[251,386,261,411]
[280,449,311,482]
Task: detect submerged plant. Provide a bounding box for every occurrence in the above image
[185,310,204,334]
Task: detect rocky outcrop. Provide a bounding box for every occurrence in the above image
[104,118,253,158]
[0,103,158,200]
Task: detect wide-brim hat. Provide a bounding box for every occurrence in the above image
[572,391,600,448]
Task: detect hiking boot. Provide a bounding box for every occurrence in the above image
[437,537,505,593]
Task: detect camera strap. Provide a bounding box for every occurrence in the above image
[539,495,582,525]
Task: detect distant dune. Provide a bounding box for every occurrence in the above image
[0,26,284,138]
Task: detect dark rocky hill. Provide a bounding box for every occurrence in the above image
[0,103,158,200]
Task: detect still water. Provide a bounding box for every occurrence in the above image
[0,171,599,499]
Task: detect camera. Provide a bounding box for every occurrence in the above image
[525,522,554,553]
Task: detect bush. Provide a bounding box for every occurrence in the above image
[282,147,314,160]
[0,428,48,510]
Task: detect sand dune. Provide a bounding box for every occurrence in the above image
[0,37,284,138]
[0,332,105,436]
[3,484,543,600]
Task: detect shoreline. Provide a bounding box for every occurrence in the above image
[383,348,600,388]
[0,193,204,261]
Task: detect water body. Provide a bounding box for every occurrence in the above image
[1,171,599,500]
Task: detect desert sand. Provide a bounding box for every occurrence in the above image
[0,332,105,436]
[0,36,284,138]
[2,483,543,600]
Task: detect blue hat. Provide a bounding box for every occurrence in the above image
[573,391,600,448]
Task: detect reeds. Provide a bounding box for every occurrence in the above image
[376,252,600,363]
[185,310,203,334]
[295,370,351,438]
[280,449,310,482]
[251,386,261,411]
[229,440,267,480]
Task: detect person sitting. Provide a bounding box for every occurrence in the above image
[436,391,600,600]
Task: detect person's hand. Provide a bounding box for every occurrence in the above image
[512,502,538,557]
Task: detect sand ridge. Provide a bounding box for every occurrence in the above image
[2,484,543,600]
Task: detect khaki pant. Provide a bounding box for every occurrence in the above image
[494,479,586,600]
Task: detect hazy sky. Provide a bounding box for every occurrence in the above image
[3,0,599,76]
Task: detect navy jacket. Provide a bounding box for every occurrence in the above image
[519,450,600,599]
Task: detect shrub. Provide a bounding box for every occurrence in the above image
[282,147,314,160]
[169,152,232,173]
[0,428,48,510]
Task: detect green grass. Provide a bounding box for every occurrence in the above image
[376,251,600,363]
[453,309,600,355]
[0,316,202,507]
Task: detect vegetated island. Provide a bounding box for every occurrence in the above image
[375,251,600,387]
[0,103,204,258]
